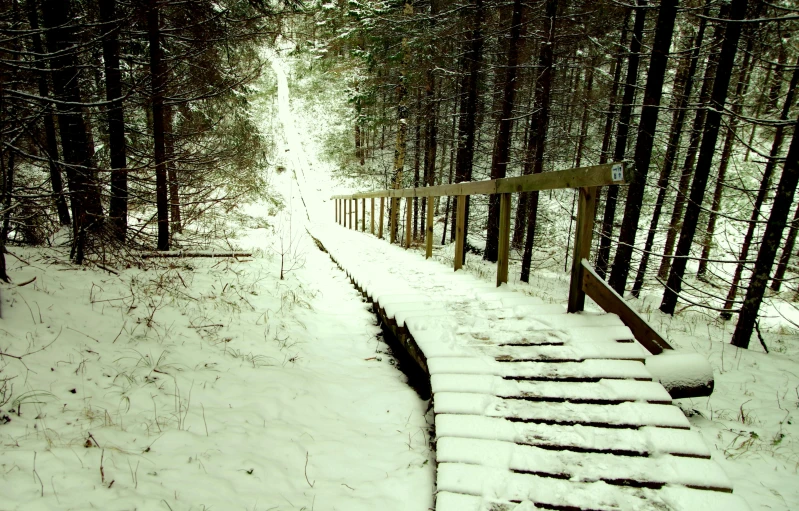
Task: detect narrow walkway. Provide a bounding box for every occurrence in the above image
[312,223,750,511]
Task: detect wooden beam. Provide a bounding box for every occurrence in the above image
[370,198,375,234]
[362,198,366,231]
[378,197,385,239]
[344,199,348,228]
[497,193,511,286]
[354,199,358,230]
[390,198,399,244]
[568,187,597,312]
[454,195,466,271]
[581,260,673,355]
[425,196,434,259]
[330,162,629,200]
[405,197,412,249]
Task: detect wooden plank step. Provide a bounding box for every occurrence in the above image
[436,488,749,511]
[427,357,653,381]
[461,325,636,346]
[437,437,733,491]
[430,375,672,404]
[484,342,648,362]
[435,414,711,458]
[434,392,691,429]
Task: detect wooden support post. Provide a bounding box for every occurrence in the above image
[343,200,348,228]
[568,187,598,313]
[405,197,412,248]
[390,198,399,244]
[497,193,511,286]
[454,195,466,271]
[362,198,366,232]
[353,199,358,230]
[370,198,375,234]
[425,196,434,259]
[378,197,385,239]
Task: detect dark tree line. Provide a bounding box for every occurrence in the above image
[0,0,296,276]
[309,0,799,349]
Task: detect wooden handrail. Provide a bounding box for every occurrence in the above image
[331,162,630,200]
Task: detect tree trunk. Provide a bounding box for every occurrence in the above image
[696,38,760,280]
[731,113,799,348]
[453,0,485,265]
[148,0,169,251]
[657,2,731,280]
[519,0,558,283]
[660,0,748,315]
[630,12,708,297]
[485,0,523,263]
[771,202,799,292]
[165,103,181,234]
[42,0,104,263]
[99,0,128,241]
[720,57,799,318]
[25,1,71,226]
[608,0,678,295]
[596,0,647,279]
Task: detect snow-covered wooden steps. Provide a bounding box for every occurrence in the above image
[312,224,749,511]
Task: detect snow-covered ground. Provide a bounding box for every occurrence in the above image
[0,49,433,510]
[2,43,798,511]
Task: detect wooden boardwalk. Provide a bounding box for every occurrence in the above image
[313,223,749,511]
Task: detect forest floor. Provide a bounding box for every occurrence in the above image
[1,45,797,511]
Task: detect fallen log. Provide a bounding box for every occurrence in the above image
[139,251,252,259]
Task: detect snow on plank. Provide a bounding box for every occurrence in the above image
[427,357,653,381]
[434,392,690,428]
[436,464,749,511]
[461,325,636,346]
[435,489,749,511]
[435,414,711,458]
[484,341,649,361]
[430,374,672,403]
[436,437,732,491]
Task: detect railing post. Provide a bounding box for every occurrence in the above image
[454,195,466,271]
[361,198,366,231]
[343,199,347,228]
[355,198,359,230]
[390,198,399,244]
[568,186,598,313]
[497,193,511,286]
[370,198,375,234]
[379,197,385,239]
[425,196,434,258]
[405,197,412,248]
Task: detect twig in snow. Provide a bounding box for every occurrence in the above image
[304,451,315,488]
[201,403,209,436]
[88,432,102,448]
[189,324,224,329]
[754,319,769,353]
[16,276,35,287]
[33,452,43,497]
[100,449,105,483]
[66,327,100,343]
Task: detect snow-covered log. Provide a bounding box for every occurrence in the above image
[645,351,714,399]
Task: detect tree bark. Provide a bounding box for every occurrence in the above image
[596,0,647,279]
[42,0,104,263]
[660,0,749,315]
[608,0,678,295]
[630,13,708,297]
[731,113,799,348]
[99,0,128,241]
[657,2,730,280]
[485,0,523,263]
[771,202,799,292]
[453,0,485,266]
[519,0,558,283]
[720,56,799,318]
[148,0,169,250]
[25,1,70,226]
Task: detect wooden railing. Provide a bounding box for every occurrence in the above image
[332,162,639,316]
[330,161,699,387]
